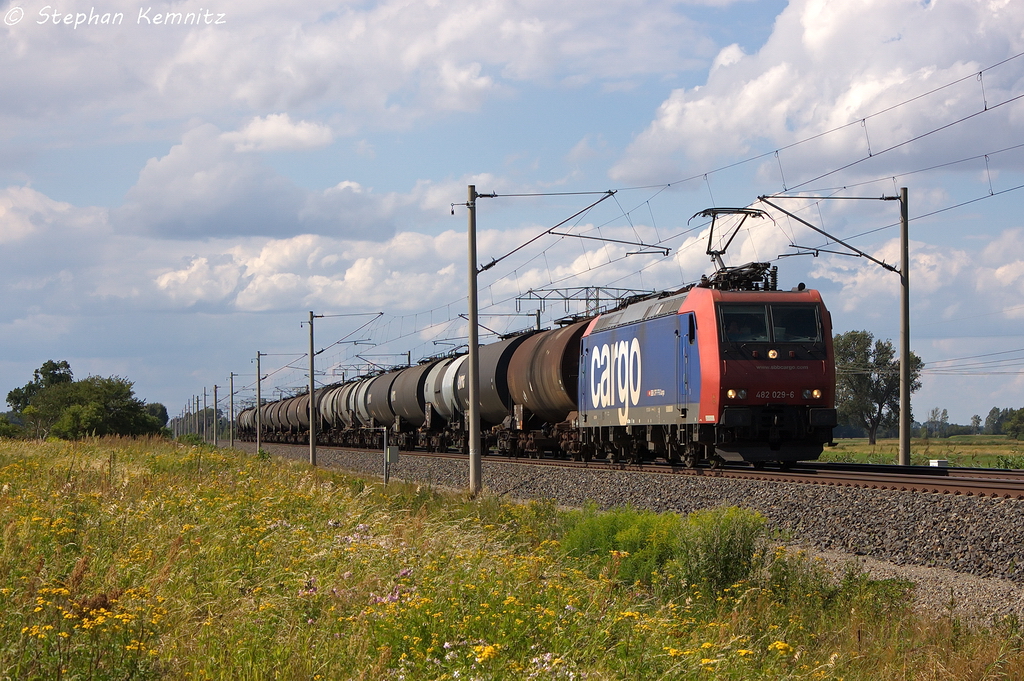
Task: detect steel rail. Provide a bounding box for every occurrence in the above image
[245,441,1024,499]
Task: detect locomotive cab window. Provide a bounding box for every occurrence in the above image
[719,305,769,342]
[718,304,822,344]
[770,305,821,343]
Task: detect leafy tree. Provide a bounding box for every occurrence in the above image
[946,423,975,437]
[923,407,950,438]
[971,414,982,434]
[145,402,169,427]
[6,360,73,412]
[7,361,165,440]
[984,407,1011,435]
[38,376,164,439]
[51,403,105,440]
[1004,409,1024,440]
[834,330,923,445]
[0,416,19,438]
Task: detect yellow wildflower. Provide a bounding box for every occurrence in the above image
[768,640,795,656]
[472,643,500,663]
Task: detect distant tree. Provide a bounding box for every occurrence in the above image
[985,407,1011,435]
[946,424,974,437]
[925,407,942,438]
[145,403,169,428]
[6,360,73,412]
[971,414,982,434]
[26,375,163,440]
[834,330,924,445]
[0,416,19,438]
[1005,409,1024,440]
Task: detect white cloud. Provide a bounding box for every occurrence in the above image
[222,113,333,151]
[611,0,1024,184]
[154,256,246,305]
[0,186,103,244]
[113,124,304,237]
[809,238,972,315]
[0,0,715,135]
[112,124,401,239]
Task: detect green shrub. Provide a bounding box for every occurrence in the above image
[176,432,206,446]
[671,506,767,593]
[561,505,682,584]
[0,416,19,439]
[995,455,1024,469]
[762,545,838,607]
[560,505,768,590]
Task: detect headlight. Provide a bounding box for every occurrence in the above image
[726,389,747,399]
[802,389,823,399]
[768,349,779,359]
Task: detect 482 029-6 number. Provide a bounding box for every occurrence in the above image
[755,390,795,399]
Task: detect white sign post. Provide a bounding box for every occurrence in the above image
[383,428,399,486]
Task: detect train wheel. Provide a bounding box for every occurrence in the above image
[681,443,698,468]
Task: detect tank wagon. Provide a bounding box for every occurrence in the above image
[237,263,837,466]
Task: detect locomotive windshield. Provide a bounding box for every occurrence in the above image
[719,304,821,343]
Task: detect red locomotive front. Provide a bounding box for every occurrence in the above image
[683,286,837,463]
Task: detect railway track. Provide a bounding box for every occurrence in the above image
[244,441,1024,500]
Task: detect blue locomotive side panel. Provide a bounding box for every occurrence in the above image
[579,313,701,427]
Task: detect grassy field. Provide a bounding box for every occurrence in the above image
[2,437,1023,679]
[824,435,1024,468]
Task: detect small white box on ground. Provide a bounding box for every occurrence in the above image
[929,459,948,467]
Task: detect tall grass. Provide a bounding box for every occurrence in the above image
[2,437,1023,679]
[560,505,766,593]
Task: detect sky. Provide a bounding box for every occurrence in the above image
[3,0,1024,426]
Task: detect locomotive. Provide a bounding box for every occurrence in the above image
[236,261,837,467]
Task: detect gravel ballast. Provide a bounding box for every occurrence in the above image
[249,443,1024,623]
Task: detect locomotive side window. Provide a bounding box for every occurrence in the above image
[720,305,769,342]
[769,305,821,342]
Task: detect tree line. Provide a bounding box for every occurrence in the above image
[1,360,168,439]
[834,330,1024,442]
